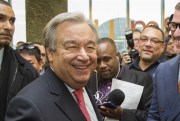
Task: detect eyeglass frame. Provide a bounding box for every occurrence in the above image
[139,36,164,45]
[170,22,180,31]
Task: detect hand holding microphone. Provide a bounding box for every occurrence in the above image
[98,89,125,120]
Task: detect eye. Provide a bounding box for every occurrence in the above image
[140,37,148,42]
[66,45,78,51]
[103,57,111,62]
[86,46,95,53]
[151,39,159,43]
[9,18,15,25]
[0,14,5,22]
[85,42,96,53]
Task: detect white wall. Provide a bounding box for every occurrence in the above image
[11,0,26,48]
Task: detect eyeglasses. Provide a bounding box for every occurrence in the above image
[139,36,164,45]
[41,53,46,57]
[170,22,180,31]
[16,44,35,51]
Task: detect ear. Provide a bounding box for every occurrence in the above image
[116,52,121,60]
[161,43,166,52]
[46,48,53,63]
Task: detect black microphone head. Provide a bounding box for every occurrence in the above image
[107,89,125,106]
[125,29,134,49]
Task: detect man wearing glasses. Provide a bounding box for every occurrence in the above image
[16,43,42,74]
[147,2,180,121]
[125,25,165,78]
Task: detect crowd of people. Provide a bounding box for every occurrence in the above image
[0,0,180,121]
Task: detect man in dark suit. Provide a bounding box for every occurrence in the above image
[5,12,102,121]
[147,2,180,121]
[0,1,38,120]
[87,37,153,121]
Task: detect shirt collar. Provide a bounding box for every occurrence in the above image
[0,47,4,70]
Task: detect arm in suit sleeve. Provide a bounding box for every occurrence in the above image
[122,73,153,121]
[146,72,160,121]
[5,96,43,121]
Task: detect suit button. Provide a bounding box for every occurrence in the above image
[159,108,164,112]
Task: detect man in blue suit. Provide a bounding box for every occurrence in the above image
[5,12,102,121]
[147,2,180,121]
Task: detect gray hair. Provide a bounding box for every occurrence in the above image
[42,12,99,52]
[175,2,180,10]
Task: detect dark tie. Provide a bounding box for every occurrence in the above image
[74,89,92,121]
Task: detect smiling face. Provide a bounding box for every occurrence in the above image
[138,27,165,63]
[47,21,97,89]
[0,4,15,49]
[172,9,180,54]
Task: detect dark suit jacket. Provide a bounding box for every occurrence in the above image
[0,46,38,120]
[87,67,153,121]
[5,67,102,121]
[147,55,180,121]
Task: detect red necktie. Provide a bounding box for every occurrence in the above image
[74,89,92,121]
[178,82,180,93]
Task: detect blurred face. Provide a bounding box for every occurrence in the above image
[34,44,46,67]
[47,22,97,89]
[0,4,15,49]
[96,42,119,80]
[20,53,42,74]
[139,27,165,63]
[166,38,175,55]
[171,9,180,54]
[133,31,141,50]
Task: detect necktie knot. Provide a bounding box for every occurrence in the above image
[74,89,83,103]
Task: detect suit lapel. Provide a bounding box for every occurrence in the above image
[166,55,180,120]
[45,68,87,121]
[55,87,87,121]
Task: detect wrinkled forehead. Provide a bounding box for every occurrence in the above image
[141,27,163,40]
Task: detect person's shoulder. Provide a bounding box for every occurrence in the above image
[158,55,180,67]
[13,48,39,77]
[16,75,47,98]
[122,66,152,85]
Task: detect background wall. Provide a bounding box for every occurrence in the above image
[26,0,67,43]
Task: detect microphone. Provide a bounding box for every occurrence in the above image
[108,89,125,106]
[98,89,125,109]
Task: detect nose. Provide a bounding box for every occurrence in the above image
[76,48,89,61]
[173,27,180,38]
[3,20,14,32]
[99,61,106,68]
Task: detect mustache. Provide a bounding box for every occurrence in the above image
[0,32,12,37]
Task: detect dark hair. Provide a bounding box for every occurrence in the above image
[175,2,180,10]
[97,37,117,52]
[16,43,41,63]
[0,1,11,7]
